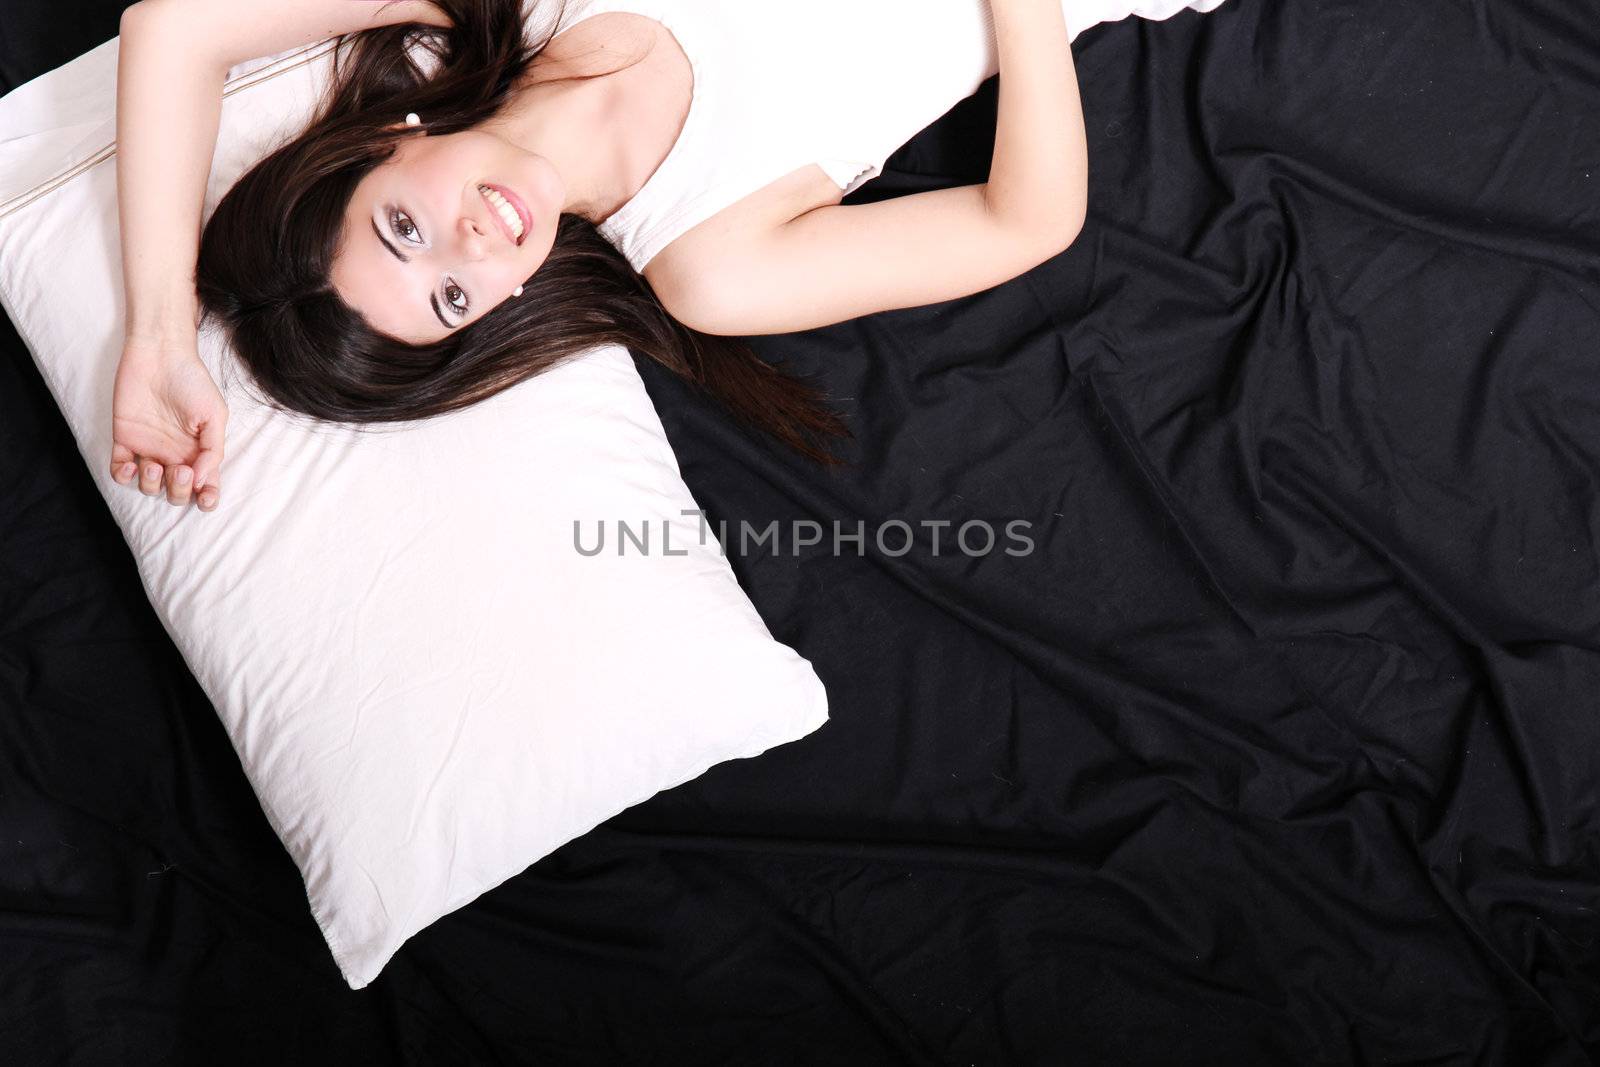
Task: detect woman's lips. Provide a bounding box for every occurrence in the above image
[481,182,532,246]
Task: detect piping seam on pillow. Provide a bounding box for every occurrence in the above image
[0,37,340,221]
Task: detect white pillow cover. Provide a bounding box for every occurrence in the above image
[0,34,829,988]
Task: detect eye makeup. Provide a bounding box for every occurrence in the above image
[371,208,469,329]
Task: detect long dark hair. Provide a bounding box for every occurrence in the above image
[194,0,851,465]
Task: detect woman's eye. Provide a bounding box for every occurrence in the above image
[392,209,421,244]
[445,281,469,315]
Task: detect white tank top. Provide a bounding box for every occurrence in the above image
[522,0,1229,274]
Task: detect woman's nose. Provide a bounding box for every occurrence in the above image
[460,215,490,260]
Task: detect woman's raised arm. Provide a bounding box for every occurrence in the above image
[643,0,1088,337]
[114,1,229,348]
[110,0,453,509]
[111,1,234,509]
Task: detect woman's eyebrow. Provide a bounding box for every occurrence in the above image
[371,218,411,264]
[371,216,453,329]
[427,293,453,329]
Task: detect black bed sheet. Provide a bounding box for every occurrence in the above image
[3,1,1598,1063]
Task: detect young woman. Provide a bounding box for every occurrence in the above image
[109,0,1226,511]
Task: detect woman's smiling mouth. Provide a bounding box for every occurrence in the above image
[478,183,529,245]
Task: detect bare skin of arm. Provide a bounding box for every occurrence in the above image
[644,0,1088,337]
[111,0,450,510]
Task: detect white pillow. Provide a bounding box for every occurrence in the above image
[0,33,829,989]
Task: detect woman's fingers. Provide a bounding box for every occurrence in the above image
[118,457,217,511]
[165,464,195,507]
[110,443,139,484]
[113,451,219,510]
[191,406,227,513]
[138,460,164,496]
[112,446,220,511]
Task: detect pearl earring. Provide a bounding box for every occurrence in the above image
[404,112,421,127]
[512,284,524,297]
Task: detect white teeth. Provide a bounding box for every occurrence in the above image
[478,185,525,240]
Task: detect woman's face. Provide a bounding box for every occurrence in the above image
[331,128,563,344]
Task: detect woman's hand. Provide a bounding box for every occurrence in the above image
[110,332,228,511]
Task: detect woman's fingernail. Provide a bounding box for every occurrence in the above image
[121,463,136,479]
[176,468,192,485]
[145,465,159,480]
